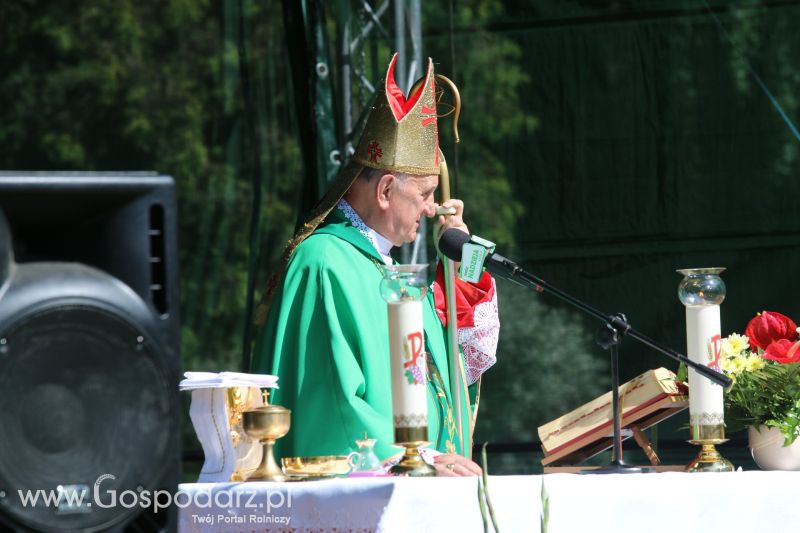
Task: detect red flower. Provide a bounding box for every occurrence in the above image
[763,339,800,364]
[744,311,798,352]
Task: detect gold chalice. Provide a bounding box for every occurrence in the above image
[242,394,291,482]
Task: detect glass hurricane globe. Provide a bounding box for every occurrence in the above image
[677,267,726,306]
[379,264,428,303]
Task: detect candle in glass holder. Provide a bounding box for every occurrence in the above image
[380,264,429,444]
[677,267,726,440]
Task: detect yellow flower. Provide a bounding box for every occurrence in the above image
[722,334,750,358]
[744,354,766,372]
[721,355,745,375]
[720,334,752,376]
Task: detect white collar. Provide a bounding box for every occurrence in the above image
[337,199,394,264]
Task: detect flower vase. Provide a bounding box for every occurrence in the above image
[748,425,800,470]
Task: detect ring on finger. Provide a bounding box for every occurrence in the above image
[445,463,456,471]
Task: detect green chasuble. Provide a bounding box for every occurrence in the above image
[252,208,470,461]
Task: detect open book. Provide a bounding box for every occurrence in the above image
[538,367,688,467]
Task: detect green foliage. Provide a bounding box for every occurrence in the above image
[0,0,216,171]
[0,0,302,375]
[479,442,500,533]
[423,0,536,250]
[726,361,800,445]
[540,478,550,533]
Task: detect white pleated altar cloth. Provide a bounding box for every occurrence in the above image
[178,471,800,533]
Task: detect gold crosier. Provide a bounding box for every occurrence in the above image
[411,74,476,459]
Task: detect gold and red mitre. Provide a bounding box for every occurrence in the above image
[307,52,442,235]
[316,53,441,220]
[255,53,442,324]
[349,53,440,177]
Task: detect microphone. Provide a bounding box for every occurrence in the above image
[438,228,526,284]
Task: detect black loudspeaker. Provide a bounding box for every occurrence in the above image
[0,173,180,533]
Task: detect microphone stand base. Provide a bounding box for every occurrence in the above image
[581,461,654,475]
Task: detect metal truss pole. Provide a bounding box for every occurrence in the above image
[332,1,426,264]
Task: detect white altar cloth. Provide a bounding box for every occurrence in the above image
[178,471,800,532]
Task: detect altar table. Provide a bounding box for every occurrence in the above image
[178,471,800,532]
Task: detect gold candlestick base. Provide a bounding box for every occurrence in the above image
[686,440,734,472]
[390,441,437,477]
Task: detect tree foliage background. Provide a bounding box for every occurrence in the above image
[0,0,302,373]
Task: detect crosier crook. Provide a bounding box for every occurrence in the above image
[411,73,471,458]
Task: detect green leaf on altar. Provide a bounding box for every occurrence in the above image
[541,479,550,533]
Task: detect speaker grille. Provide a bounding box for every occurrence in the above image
[0,305,173,532]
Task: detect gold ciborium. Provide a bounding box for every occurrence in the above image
[242,392,291,482]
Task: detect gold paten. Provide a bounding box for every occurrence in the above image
[281,456,350,476]
[242,391,291,482]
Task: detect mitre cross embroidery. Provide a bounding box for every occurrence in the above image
[367,140,383,163]
[420,105,437,127]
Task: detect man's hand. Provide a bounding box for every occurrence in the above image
[433,453,483,477]
[433,199,469,251]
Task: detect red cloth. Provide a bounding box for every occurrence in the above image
[432,262,495,328]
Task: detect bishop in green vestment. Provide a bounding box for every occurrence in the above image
[253,201,467,461]
[252,53,498,476]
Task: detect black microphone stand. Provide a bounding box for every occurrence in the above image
[485,254,732,474]
[595,313,645,473]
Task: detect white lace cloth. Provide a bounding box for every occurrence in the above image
[459,278,499,385]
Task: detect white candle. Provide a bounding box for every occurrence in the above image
[685,305,725,430]
[387,301,427,429]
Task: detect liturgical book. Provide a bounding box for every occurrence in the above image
[538,367,688,467]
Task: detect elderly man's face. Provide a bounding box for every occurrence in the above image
[385,174,438,246]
